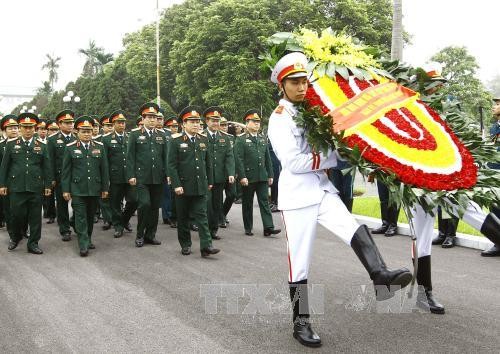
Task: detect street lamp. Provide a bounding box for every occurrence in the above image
[63,91,80,111]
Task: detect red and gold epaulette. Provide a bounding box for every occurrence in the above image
[274,105,284,114]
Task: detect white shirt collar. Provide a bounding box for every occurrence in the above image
[185,132,195,140]
[22,137,33,144]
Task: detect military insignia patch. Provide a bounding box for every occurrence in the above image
[199,143,206,148]
[57,139,64,144]
[14,145,21,149]
[74,150,82,154]
[111,140,118,144]
[138,135,146,140]
[92,149,100,155]
[156,137,163,141]
[275,105,284,114]
[180,143,188,148]
[34,146,41,152]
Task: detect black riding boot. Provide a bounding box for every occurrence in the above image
[351,225,412,301]
[289,280,321,348]
[415,255,445,314]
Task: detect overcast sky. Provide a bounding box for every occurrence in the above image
[0,0,498,113]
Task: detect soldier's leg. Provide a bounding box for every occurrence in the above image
[241,184,255,232]
[221,182,235,222]
[212,183,224,231]
[207,185,219,236]
[26,192,43,251]
[100,196,112,224]
[72,196,90,251]
[9,192,28,243]
[256,181,275,230]
[87,197,99,244]
[110,183,126,232]
[55,183,71,235]
[161,182,172,221]
[175,194,192,248]
[192,194,212,250]
[136,184,151,239]
[47,190,57,219]
[122,184,138,227]
[4,194,15,238]
[145,184,162,241]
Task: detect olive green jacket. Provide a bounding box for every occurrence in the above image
[234,132,273,183]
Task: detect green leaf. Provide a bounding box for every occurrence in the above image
[326,62,336,78]
[336,66,349,80]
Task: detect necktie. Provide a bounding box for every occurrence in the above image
[191,137,195,144]
[117,135,123,144]
[25,140,30,148]
[65,135,71,143]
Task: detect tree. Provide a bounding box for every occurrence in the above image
[486,74,500,98]
[41,54,61,91]
[78,40,113,77]
[431,46,493,123]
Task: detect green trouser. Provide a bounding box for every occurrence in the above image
[72,196,99,251]
[207,183,224,235]
[55,181,71,235]
[170,189,177,222]
[99,197,112,223]
[221,181,236,223]
[241,181,274,232]
[2,195,14,238]
[10,191,42,250]
[110,183,138,232]
[136,183,162,240]
[176,194,211,249]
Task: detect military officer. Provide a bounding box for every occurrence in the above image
[98,114,113,230]
[44,119,58,224]
[136,116,144,128]
[47,120,59,136]
[165,115,179,135]
[0,113,52,254]
[161,114,177,225]
[47,110,76,241]
[167,106,219,257]
[203,107,235,239]
[92,117,101,139]
[36,119,48,142]
[234,110,280,237]
[103,110,138,238]
[61,116,109,256]
[0,115,20,236]
[126,102,167,247]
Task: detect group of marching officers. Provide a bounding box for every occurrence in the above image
[0,102,281,257]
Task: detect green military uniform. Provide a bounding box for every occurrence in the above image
[102,110,138,238]
[126,102,168,247]
[47,110,76,240]
[0,113,52,253]
[98,115,113,229]
[0,115,19,238]
[234,110,277,235]
[203,107,235,238]
[220,117,237,225]
[61,116,109,256]
[167,106,218,256]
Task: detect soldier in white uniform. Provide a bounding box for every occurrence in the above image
[267,52,412,348]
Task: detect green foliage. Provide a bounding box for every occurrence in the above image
[430,46,492,122]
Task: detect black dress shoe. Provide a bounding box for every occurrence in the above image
[144,238,161,245]
[270,204,280,213]
[441,236,455,248]
[93,215,99,223]
[135,238,144,247]
[80,249,89,257]
[181,247,191,255]
[481,244,500,257]
[163,218,171,225]
[8,239,19,250]
[432,233,446,245]
[102,222,111,230]
[293,317,322,347]
[61,232,72,242]
[170,221,177,228]
[212,234,222,240]
[0,221,5,228]
[114,230,123,238]
[201,246,220,257]
[219,222,227,228]
[47,218,55,224]
[416,288,445,314]
[190,224,199,232]
[88,243,95,250]
[245,231,254,236]
[384,224,397,237]
[124,223,132,232]
[28,247,43,255]
[264,228,281,237]
[371,222,389,234]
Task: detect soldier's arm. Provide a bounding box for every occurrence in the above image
[167,140,181,189]
[0,143,12,189]
[42,144,53,189]
[225,140,235,178]
[100,146,110,193]
[126,132,136,181]
[60,148,72,194]
[234,137,245,179]
[47,137,56,182]
[265,143,274,179]
[163,137,169,179]
[206,143,214,186]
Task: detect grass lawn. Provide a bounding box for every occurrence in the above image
[352,197,483,237]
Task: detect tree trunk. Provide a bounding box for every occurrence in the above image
[391,0,403,61]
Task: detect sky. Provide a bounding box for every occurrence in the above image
[0,0,498,113]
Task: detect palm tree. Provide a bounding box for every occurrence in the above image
[41,54,61,91]
[95,52,114,73]
[391,0,403,61]
[36,81,53,96]
[79,40,103,77]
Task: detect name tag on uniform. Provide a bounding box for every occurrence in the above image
[180,143,188,148]
[199,143,206,148]
[245,139,252,143]
[92,149,100,155]
[74,150,82,154]
[111,139,118,144]
[34,146,41,152]
[156,137,163,141]
[57,139,64,144]
[219,138,225,143]
[138,136,146,141]
[14,145,21,149]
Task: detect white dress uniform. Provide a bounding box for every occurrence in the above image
[268,99,360,282]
